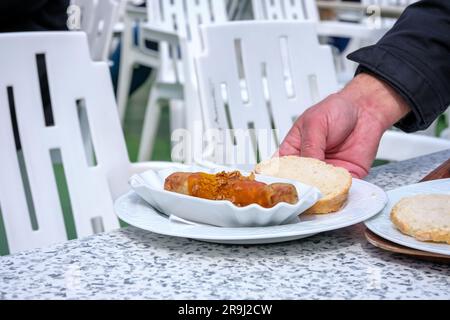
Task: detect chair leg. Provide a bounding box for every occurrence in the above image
[138,87,162,161]
[169,100,187,163]
[116,18,136,123]
[169,100,186,134]
[116,58,134,123]
[443,110,450,139]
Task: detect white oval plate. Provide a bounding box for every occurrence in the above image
[129,166,322,228]
[365,179,450,256]
[115,179,387,244]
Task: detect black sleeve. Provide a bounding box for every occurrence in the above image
[347,0,450,133]
[0,0,69,32]
[0,1,48,13]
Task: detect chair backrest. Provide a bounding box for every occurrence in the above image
[148,0,228,52]
[195,21,338,167]
[0,32,131,254]
[70,0,121,61]
[252,0,319,22]
[145,0,228,84]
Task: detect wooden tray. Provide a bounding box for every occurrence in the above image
[364,157,450,262]
[364,229,450,263]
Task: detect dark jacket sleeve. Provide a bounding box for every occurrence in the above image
[0,1,48,14]
[0,0,69,32]
[347,0,450,132]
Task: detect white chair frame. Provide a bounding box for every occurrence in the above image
[70,0,122,61]
[195,21,338,167]
[0,32,181,254]
[252,0,388,84]
[116,0,229,162]
[252,0,449,139]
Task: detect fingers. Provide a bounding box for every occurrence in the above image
[278,123,302,156]
[277,140,301,157]
[275,92,375,180]
[278,109,328,161]
[298,114,327,161]
[326,159,369,179]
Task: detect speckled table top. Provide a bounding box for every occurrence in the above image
[1,151,449,300]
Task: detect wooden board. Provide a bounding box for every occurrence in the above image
[364,229,449,263]
[420,158,450,181]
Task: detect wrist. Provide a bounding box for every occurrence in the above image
[337,73,411,131]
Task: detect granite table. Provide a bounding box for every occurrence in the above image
[1,151,449,300]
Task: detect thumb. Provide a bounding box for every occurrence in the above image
[299,117,327,161]
[278,124,301,157]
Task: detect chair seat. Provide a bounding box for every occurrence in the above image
[316,20,387,40]
[377,131,450,162]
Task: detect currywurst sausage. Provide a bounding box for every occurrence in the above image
[164,171,298,208]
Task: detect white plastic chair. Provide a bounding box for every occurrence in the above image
[116,0,229,162]
[252,0,388,84]
[194,21,450,168]
[251,1,450,140]
[114,3,150,121]
[195,21,338,168]
[0,32,180,254]
[70,0,122,61]
[377,131,450,161]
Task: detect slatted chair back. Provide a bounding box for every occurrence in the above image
[71,0,121,61]
[0,32,131,254]
[195,22,338,167]
[146,0,228,83]
[252,0,319,22]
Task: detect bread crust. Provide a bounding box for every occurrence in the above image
[305,184,351,214]
[391,196,450,244]
[255,156,352,214]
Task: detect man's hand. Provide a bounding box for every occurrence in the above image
[278,73,411,178]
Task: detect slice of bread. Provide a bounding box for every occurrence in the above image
[255,156,352,214]
[391,194,450,244]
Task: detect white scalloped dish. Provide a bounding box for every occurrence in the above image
[128,166,322,228]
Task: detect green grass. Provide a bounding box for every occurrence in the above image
[52,163,78,241]
[123,79,172,163]
[372,159,390,167]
